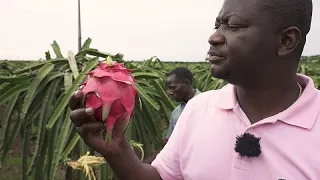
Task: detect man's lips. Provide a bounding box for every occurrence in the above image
[206,51,226,63]
[207,55,226,62]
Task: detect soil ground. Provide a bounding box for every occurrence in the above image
[0,136,65,180]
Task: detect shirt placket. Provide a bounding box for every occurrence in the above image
[231,104,274,171]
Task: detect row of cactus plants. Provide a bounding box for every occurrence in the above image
[0,38,319,180]
[0,38,225,180]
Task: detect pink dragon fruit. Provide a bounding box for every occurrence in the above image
[81,56,138,143]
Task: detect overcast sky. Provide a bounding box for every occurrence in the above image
[1,0,319,62]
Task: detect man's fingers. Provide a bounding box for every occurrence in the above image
[69,90,84,110]
[76,121,105,135]
[70,108,95,127]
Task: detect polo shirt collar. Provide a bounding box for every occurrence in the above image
[212,84,238,110]
[194,89,201,96]
[277,74,320,129]
[212,74,320,130]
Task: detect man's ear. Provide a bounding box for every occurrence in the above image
[278,26,301,57]
[184,79,192,86]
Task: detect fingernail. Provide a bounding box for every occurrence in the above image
[79,85,84,90]
[85,108,94,114]
[74,90,81,97]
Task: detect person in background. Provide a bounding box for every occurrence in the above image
[142,67,201,164]
[164,67,201,143]
[69,0,318,179]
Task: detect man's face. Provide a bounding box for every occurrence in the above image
[166,75,188,102]
[207,0,279,85]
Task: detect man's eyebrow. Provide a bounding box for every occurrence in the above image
[216,13,243,22]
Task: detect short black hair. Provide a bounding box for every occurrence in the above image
[166,67,194,84]
[258,0,313,52]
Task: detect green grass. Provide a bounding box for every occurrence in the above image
[0,154,65,180]
[0,156,22,180]
[0,132,66,180]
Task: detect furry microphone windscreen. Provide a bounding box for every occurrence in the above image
[234,133,262,158]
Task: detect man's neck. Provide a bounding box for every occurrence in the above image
[236,78,302,124]
[183,88,196,103]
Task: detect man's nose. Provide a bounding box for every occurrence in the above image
[208,30,225,46]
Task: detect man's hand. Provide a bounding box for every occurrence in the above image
[69,88,128,156]
[68,88,162,180]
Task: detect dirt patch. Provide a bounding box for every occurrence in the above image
[0,135,65,180]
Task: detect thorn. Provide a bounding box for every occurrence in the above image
[122,118,130,137]
[105,56,114,66]
[105,131,112,144]
[138,96,142,110]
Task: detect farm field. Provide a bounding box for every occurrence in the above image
[1,39,319,180]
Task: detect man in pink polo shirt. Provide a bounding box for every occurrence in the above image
[69,0,318,179]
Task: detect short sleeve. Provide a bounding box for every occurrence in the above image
[151,99,195,180]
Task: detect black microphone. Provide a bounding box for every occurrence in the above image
[234,133,261,158]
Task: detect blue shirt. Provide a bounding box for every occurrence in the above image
[166,89,201,139]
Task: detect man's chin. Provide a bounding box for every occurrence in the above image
[174,98,183,103]
[210,69,227,80]
[211,70,238,86]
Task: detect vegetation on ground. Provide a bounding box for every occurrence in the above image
[0,38,319,180]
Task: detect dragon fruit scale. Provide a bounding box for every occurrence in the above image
[81,56,138,143]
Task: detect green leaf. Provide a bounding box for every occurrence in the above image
[159,100,172,123]
[49,109,71,180]
[141,67,166,80]
[100,164,108,180]
[22,121,30,180]
[46,110,64,180]
[134,83,160,110]
[152,79,175,110]
[0,75,32,84]
[64,73,73,91]
[20,63,54,122]
[81,38,92,50]
[0,84,29,105]
[45,51,51,60]
[61,133,81,159]
[83,48,112,57]
[67,51,79,79]
[141,87,161,98]
[27,80,60,175]
[1,102,40,165]
[4,63,54,175]
[0,82,9,91]
[0,94,19,151]
[78,49,125,63]
[46,60,98,129]
[13,59,66,74]
[132,72,160,79]
[46,73,74,179]
[51,41,63,58]
[58,64,70,72]
[35,72,64,95]
[33,131,49,180]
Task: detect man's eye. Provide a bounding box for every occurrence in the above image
[228,24,240,31]
[214,24,220,30]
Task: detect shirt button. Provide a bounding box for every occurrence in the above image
[248,129,254,133]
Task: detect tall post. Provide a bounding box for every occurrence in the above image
[78,0,82,52]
